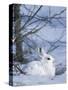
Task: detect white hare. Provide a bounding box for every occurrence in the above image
[22,48,55,79]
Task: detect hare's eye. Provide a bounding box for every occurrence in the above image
[47,57,50,60]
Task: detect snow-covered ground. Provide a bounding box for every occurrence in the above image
[13,73,66,86]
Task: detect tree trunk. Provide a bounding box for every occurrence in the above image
[13,4,24,63]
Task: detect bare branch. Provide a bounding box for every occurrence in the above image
[13,63,26,75]
[19,5,42,32]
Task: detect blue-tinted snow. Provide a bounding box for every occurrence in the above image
[13,73,66,86]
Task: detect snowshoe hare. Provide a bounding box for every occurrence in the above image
[22,48,55,79]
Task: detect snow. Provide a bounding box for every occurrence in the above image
[13,73,66,86]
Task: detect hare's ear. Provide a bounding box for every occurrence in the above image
[41,48,46,56]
